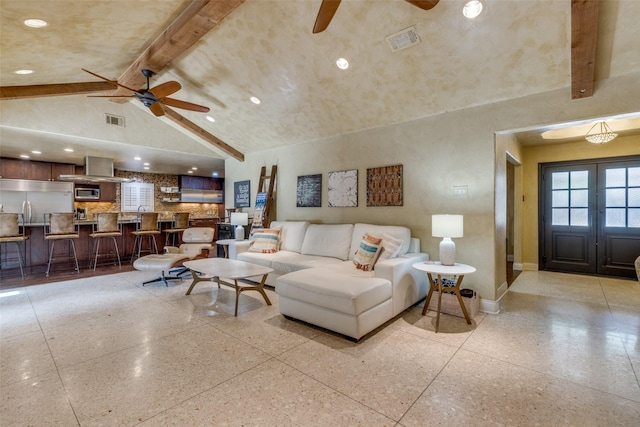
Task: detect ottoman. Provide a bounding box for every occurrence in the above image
[276,267,393,340]
[133,253,190,286]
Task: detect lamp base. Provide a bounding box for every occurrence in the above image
[235,225,245,240]
[439,237,456,266]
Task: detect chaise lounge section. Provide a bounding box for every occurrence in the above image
[229,221,429,340]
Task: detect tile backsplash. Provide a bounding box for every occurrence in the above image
[74,170,224,220]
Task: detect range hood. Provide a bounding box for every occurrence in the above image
[59,156,131,183]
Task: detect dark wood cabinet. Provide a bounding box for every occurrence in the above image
[0,158,24,179]
[0,158,75,181]
[99,182,118,202]
[179,175,224,190]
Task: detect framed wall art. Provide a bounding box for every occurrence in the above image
[234,180,250,208]
[328,169,358,207]
[296,174,322,207]
[366,164,403,207]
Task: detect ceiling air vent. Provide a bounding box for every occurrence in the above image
[105,113,125,127]
[386,26,420,52]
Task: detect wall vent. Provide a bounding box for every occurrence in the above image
[105,113,125,127]
[386,26,421,52]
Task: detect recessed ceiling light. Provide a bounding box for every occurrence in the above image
[212,172,219,177]
[191,167,198,170]
[206,116,215,123]
[24,18,48,28]
[64,148,74,152]
[187,170,194,174]
[31,150,42,155]
[143,166,150,170]
[336,58,349,70]
[134,156,141,161]
[143,162,149,166]
[20,154,30,159]
[250,96,261,105]
[14,69,33,75]
[463,0,483,19]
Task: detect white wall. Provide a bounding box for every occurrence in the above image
[225,72,640,305]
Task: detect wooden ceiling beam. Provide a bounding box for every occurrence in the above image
[571,0,600,99]
[111,0,245,100]
[162,107,244,162]
[0,81,115,100]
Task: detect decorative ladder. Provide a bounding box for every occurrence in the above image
[255,165,277,227]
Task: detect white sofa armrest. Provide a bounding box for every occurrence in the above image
[164,246,179,254]
[374,252,430,315]
[228,240,252,259]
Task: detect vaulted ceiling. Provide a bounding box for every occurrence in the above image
[1,0,639,176]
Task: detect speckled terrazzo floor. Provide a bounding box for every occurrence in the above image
[1,270,639,426]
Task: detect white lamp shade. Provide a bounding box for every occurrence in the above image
[432,215,463,238]
[230,212,249,226]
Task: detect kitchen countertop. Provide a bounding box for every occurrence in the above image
[23,216,220,227]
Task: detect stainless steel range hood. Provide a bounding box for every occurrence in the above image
[58,156,131,183]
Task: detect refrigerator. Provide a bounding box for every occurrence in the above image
[0,179,74,223]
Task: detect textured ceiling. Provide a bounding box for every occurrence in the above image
[1,0,639,175]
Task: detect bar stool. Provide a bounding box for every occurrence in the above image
[163,212,190,246]
[131,212,160,262]
[45,212,80,277]
[89,212,122,270]
[0,213,29,278]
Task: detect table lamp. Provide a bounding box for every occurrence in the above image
[231,212,249,240]
[432,214,463,266]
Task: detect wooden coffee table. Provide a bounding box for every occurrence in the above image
[184,258,273,316]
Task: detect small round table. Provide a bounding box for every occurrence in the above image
[216,239,239,258]
[412,261,476,333]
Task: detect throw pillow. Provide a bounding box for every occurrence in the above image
[377,233,403,262]
[353,233,383,271]
[248,228,281,253]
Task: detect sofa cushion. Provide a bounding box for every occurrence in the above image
[270,221,309,252]
[248,228,281,253]
[377,233,403,262]
[276,267,392,316]
[301,224,354,261]
[353,233,383,271]
[350,224,411,259]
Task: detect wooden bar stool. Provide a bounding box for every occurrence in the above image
[0,213,29,278]
[163,212,190,246]
[45,212,80,277]
[131,212,160,263]
[89,212,122,270]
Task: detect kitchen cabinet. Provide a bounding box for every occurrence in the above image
[99,182,117,202]
[179,175,223,190]
[0,158,75,181]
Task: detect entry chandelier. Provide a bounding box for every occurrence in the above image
[585,121,618,144]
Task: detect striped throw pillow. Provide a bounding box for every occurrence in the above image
[353,233,383,271]
[248,228,281,253]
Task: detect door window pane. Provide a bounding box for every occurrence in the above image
[571,170,588,189]
[552,172,569,190]
[606,208,626,227]
[629,167,640,186]
[570,208,588,226]
[552,190,568,207]
[606,168,626,187]
[606,188,626,207]
[629,209,640,228]
[629,188,640,207]
[552,208,569,226]
[570,189,588,207]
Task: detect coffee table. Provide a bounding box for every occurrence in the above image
[184,258,273,316]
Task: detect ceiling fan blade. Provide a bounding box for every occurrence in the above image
[81,68,140,94]
[87,95,134,98]
[404,0,440,11]
[149,102,165,117]
[149,81,181,98]
[313,0,341,34]
[161,97,210,113]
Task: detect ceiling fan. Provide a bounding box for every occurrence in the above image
[313,0,440,33]
[82,68,210,117]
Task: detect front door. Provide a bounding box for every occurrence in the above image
[540,156,640,278]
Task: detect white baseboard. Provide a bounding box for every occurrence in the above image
[496,281,508,299]
[522,262,538,271]
[513,262,523,271]
[479,298,500,314]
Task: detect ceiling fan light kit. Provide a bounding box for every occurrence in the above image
[585,121,618,144]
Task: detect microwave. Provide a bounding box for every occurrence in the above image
[75,187,100,200]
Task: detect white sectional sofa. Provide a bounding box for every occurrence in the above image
[229,221,429,340]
